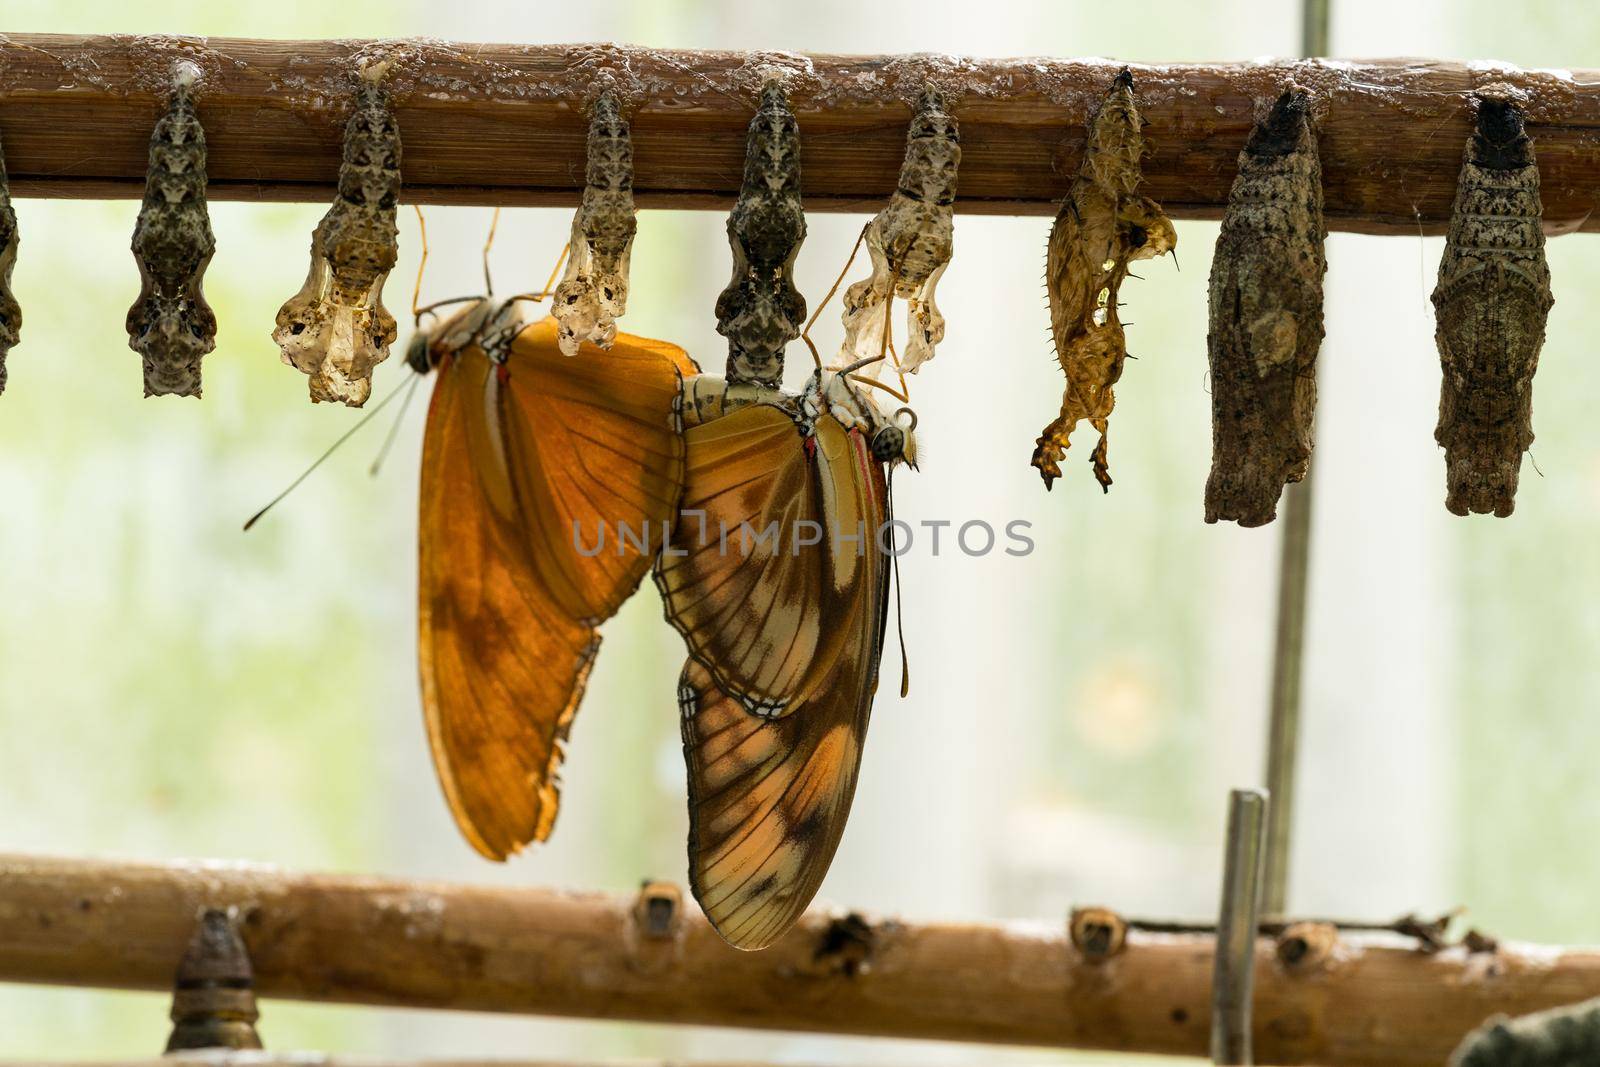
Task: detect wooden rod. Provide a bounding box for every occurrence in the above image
[0,852,1587,1065]
[0,35,1597,234]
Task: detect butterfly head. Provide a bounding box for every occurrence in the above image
[812,366,920,471]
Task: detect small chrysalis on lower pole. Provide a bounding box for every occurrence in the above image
[1204,88,1327,527]
[164,908,262,1052]
[1032,69,1176,492]
[0,125,18,395]
[715,78,806,390]
[1431,86,1552,518]
[273,63,401,407]
[552,88,637,356]
[127,63,216,399]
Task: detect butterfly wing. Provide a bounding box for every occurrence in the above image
[501,316,695,622]
[418,315,694,860]
[656,403,878,714]
[678,417,891,949]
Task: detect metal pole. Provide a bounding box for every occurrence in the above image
[1212,788,1270,1066]
[1260,0,1332,922]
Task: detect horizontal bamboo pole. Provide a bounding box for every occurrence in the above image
[0,853,1584,1065]
[0,35,1597,234]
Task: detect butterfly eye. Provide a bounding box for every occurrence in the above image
[871,425,906,463]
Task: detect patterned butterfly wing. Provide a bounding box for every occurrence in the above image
[501,316,695,622]
[418,314,695,861]
[678,416,892,950]
[656,403,876,714]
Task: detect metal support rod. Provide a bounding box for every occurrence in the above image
[1260,0,1332,922]
[1212,788,1270,1066]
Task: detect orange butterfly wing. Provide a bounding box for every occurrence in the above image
[501,317,696,622]
[418,314,695,861]
[676,417,891,949]
[656,404,877,714]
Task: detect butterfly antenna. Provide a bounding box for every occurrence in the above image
[369,370,426,477]
[887,468,911,698]
[802,222,870,369]
[243,373,416,531]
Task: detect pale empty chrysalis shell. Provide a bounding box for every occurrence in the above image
[126,63,216,399]
[1032,68,1176,492]
[551,90,637,357]
[272,69,401,407]
[836,84,960,379]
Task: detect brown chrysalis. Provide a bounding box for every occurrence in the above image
[273,65,401,407]
[1033,69,1175,491]
[1432,86,1552,518]
[714,79,806,389]
[0,124,18,394]
[552,89,637,357]
[127,65,216,399]
[836,84,960,377]
[1204,88,1327,527]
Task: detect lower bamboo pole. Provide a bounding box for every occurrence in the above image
[0,853,1583,1065]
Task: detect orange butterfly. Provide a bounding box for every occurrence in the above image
[657,366,916,949]
[412,299,695,859]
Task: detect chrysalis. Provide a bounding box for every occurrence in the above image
[1204,88,1327,527]
[837,84,959,377]
[273,65,401,407]
[552,89,637,357]
[1432,86,1552,518]
[714,79,805,389]
[126,64,216,399]
[1032,69,1175,491]
[0,125,18,395]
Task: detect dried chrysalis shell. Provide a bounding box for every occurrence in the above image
[0,127,18,394]
[273,70,401,407]
[714,79,806,389]
[1204,88,1327,527]
[126,67,216,399]
[1432,88,1552,518]
[552,90,637,356]
[837,84,960,377]
[1032,69,1175,491]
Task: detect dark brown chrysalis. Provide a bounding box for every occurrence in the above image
[1204,88,1327,527]
[127,65,215,398]
[1033,69,1176,491]
[1432,87,1552,518]
[273,65,401,407]
[0,125,18,395]
[714,79,806,389]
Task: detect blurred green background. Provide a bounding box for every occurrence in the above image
[3,0,1599,1062]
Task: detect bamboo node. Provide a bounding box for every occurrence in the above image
[1275,921,1337,971]
[809,913,877,977]
[632,880,683,941]
[1069,906,1128,962]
